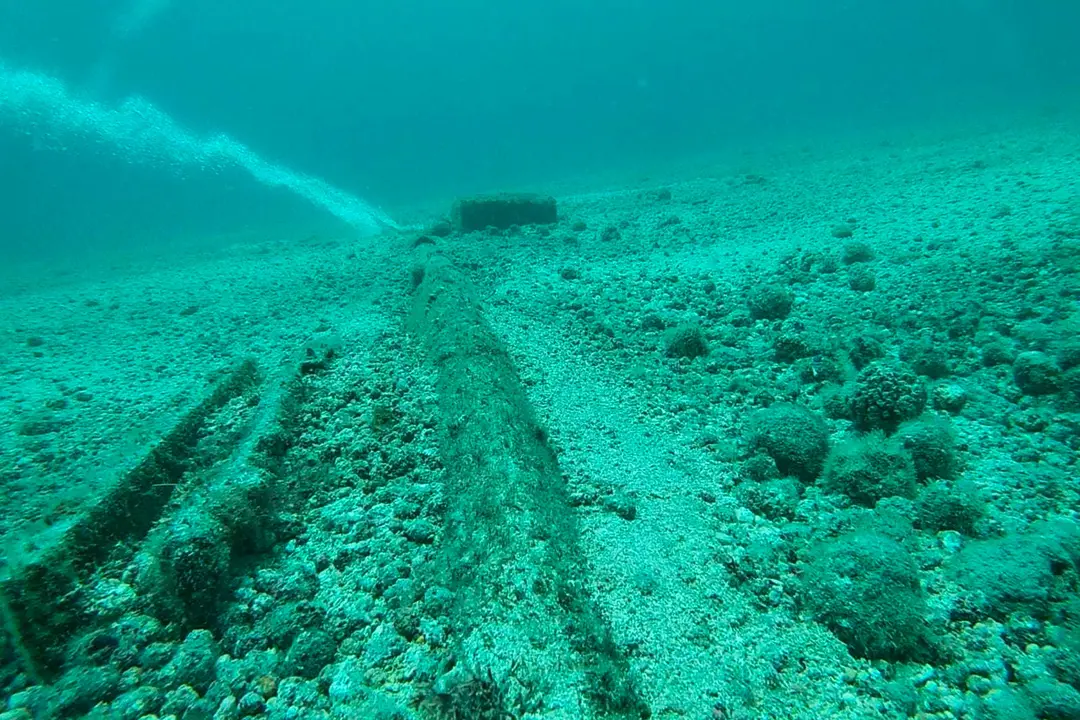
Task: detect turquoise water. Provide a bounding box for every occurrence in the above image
[1,3,1080,719]
[1,0,1078,259]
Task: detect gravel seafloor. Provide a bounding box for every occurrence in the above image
[0,116,1078,720]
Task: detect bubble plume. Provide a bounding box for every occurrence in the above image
[0,60,396,234]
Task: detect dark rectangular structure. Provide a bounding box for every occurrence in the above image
[450,193,558,232]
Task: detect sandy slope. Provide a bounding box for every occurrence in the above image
[1,114,1078,719]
